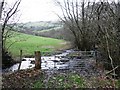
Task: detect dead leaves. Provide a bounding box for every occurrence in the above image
[2,68,43,88]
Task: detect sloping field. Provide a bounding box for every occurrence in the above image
[6,31,70,57]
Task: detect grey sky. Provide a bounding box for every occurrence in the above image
[18,0,63,23]
[5,0,118,23]
[16,0,65,23]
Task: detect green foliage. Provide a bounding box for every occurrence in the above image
[33,81,43,88]
[116,80,120,88]
[6,31,68,57]
[33,73,85,88]
[33,75,45,88]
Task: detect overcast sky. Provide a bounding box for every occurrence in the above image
[5,0,119,23]
[17,0,63,23]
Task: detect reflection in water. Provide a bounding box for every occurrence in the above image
[9,50,71,72]
[8,50,95,72]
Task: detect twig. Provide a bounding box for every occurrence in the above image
[105,66,118,75]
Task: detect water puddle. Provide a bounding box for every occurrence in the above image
[6,50,96,73]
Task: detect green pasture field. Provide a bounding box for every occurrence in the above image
[6,31,69,57]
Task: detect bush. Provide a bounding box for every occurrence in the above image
[2,49,14,69]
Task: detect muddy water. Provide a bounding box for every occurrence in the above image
[8,50,71,71]
[7,50,96,74]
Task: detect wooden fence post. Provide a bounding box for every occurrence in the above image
[18,50,22,71]
[35,51,41,69]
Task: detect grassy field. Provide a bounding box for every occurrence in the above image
[6,31,70,57]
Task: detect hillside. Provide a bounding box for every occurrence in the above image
[16,21,62,31]
[13,21,71,41]
[6,31,70,57]
[11,21,64,39]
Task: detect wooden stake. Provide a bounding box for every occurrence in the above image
[18,50,22,71]
[35,51,41,69]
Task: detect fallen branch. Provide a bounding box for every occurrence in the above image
[105,66,118,75]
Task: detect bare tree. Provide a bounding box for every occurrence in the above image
[1,0,22,69]
[55,0,95,50]
[1,0,21,51]
[0,0,4,19]
[90,1,120,87]
[56,0,120,84]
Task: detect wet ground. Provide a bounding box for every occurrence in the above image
[2,50,117,88]
[3,50,104,81]
[3,50,102,78]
